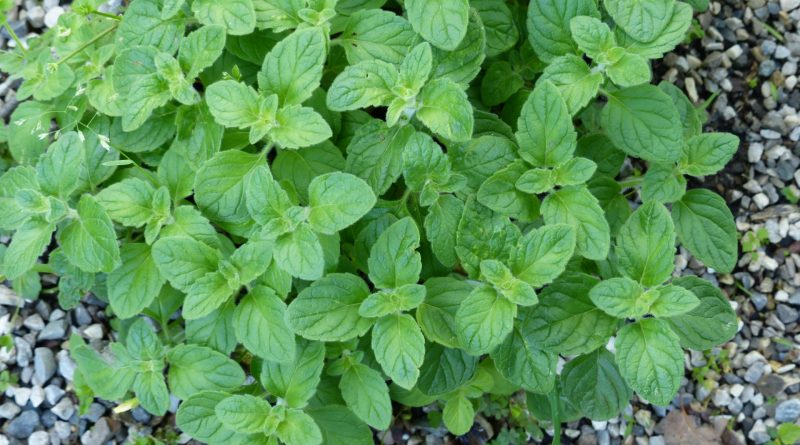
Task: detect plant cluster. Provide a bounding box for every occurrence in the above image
[0,0,741,443]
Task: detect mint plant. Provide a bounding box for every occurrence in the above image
[0,0,740,442]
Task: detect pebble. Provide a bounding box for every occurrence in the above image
[13,387,31,406]
[83,403,105,423]
[748,419,771,444]
[713,389,732,407]
[44,385,65,405]
[29,385,44,408]
[775,399,800,422]
[43,6,64,29]
[57,350,76,381]
[23,314,45,331]
[782,0,800,10]
[83,323,104,340]
[745,363,766,383]
[26,6,44,28]
[753,193,770,209]
[81,418,112,445]
[760,60,777,77]
[51,397,74,421]
[5,410,39,439]
[0,402,21,420]
[776,304,799,323]
[28,430,49,445]
[33,347,56,384]
[748,143,765,163]
[38,319,67,341]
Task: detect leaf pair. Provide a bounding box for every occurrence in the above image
[206,28,332,147]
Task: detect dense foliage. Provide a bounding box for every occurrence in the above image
[0,0,740,442]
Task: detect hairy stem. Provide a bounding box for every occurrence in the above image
[56,24,118,66]
[549,389,561,445]
[4,20,27,55]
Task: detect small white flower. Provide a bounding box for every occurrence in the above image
[98,134,111,151]
[77,131,86,143]
[37,133,49,141]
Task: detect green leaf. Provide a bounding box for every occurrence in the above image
[526,273,617,355]
[659,81,702,139]
[649,285,700,318]
[605,0,675,43]
[416,344,478,395]
[152,237,221,295]
[479,259,538,306]
[195,150,265,236]
[234,286,296,362]
[176,391,239,444]
[276,409,323,445]
[588,277,645,319]
[606,53,652,87]
[671,189,737,273]
[443,395,474,436]
[569,16,615,59]
[455,197,520,278]
[191,0,256,35]
[424,195,464,267]
[107,243,165,319]
[429,9,486,86]
[404,0,469,51]
[368,217,422,289]
[601,84,683,163]
[472,0,518,57]
[642,163,686,204]
[516,80,576,167]
[167,344,245,400]
[619,2,693,59]
[251,0,303,31]
[259,27,326,106]
[510,224,576,288]
[477,161,540,221]
[274,224,325,280]
[272,143,346,202]
[339,9,416,65]
[480,61,524,107]
[345,119,414,195]
[59,195,120,273]
[186,301,238,355]
[416,78,474,142]
[541,185,610,260]
[215,394,275,434]
[680,133,739,177]
[271,105,333,149]
[307,405,374,445]
[96,178,157,228]
[127,318,164,360]
[2,218,54,280]
[561,349,632,421]
[359,284,426,318]
[286,273,373,342]
[416,277,473,348]
[326,61,398,111]
[664,276,737,350]
[134,370,170,415]
[180,25,227,78]
[490,317,557,393]
[205,80,266,129]
[371,313,425,389]
[182,272,228,318]
[526,0,599,62]
[118,0,184,53]
[340,363,391,430]
[401,131,451,193]
[69,336,135,401]
[456,285,516,356]
[36,132,83,198]
[615,201,676,286]
[260,339,324,408]
[615,318,683,406]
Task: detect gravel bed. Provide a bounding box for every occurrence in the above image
[1,1,799,444]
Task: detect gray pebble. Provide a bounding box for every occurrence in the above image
[775,45,791,59]
[762,40,777,56]
[73,305,91,326]
[23,314,45,331]
[776,304,799,323]
[29,385,45,408]
[57,350,76,381]
[14,337,32,367]
[775,399,800,422]
[51,397,75,421]
[131,406,151,424]
[28,430,49,445]
[0,402,20,420]
[748,419,771,444]
[751,293,768,310]
[33,347,56,384]
[745,363,765,383]
[82,403,105,423]
[759,60,777,77]
[5,410,40,439]
[44,385,65,406]
[80,417,112,445]
[38,319,67,341]
[54,420,72,440]
[713,389,732,407]
[13,386,31,406]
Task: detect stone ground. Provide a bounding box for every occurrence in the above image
[1,0,800,444]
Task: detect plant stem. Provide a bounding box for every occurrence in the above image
[4,20,27,55]
[549,389,562,445]
[32,264,55,274]
[56,24,118,66]
[617,176,644,189]
[89,10,122,21]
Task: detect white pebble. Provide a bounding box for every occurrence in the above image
[44,6,64,28]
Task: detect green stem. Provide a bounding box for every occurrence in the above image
[4,20,27,55]
[549,389,561,445]
[89,10,122,21]
[32,264,55,274]
[617,176,644,190]
[56,24,118,66]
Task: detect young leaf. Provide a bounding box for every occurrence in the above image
[286,273,373,342]
[191,0,256,35]
[615,318,683,406]
[510,224,577,288]
[541,185,610,260]
[615,201,676,287]
[176,391,239,444]
[516,80,577,167]
[588,277,645,319]
[59,195,120,273]
[671,189,737,273]
[179,25,227,79]
[371,313,425,389]
[215,394,275,434]
[36,132,83,198]
[526,0,599,62]
[274,224,325,280]
[107,243,165,319]
[167,344,246,400]
[276,409,323,445]
[234,286,296,363]
[340,363,392,430]
[326,61,398,111]
[152,237,221,293]
[368,217,422,290]
[664,276,737,350]
[404,0,469,51]
[456,285,516,356]
[2,218,54,280]
[443,395,474,436]
[604,0,675,43]
[271,105,333,149]
[259,27,327,106]
[416,78,474,142]
[339,9,417,65]
[561,349,632,421]
[680,133,739,177]
[649,285,700,318]
[260,339,325,408]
